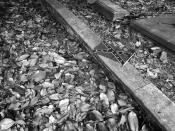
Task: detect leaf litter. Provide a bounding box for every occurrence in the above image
[60,0,175,102]
[0,0,162,131]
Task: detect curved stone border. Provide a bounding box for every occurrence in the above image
[43,0,175,130]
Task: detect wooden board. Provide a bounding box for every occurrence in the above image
[92,0,129,21]
[130,15,175,52]
[43,0,175,130]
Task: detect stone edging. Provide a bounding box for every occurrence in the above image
[90,0,129,21]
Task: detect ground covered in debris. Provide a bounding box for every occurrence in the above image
[0,0,161,131]
[61,0,175,102]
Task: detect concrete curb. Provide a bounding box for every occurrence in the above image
[90,0,129,21]
[130,16,175,52]
[43,0,175,130]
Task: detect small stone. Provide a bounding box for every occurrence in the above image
[110,103,119,114]
[160,51,168,63]
[151,47,161,51]
[135,41,141,47]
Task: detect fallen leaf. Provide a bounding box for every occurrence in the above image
[40,88,47,96]
[8,102,21,110]
[35,106,54,116]
[128,111,139,131]
[107,82,116,89]
[91,110,103,121]
[20,74,28,82]
[54,70,64,79]
[80,102,91,112]
[118,115,126,127]
[141,124,149,131]
[147,69,158,79]
[118,93,128,100]
[97,122,108,131]
[100,93,109,107]
[117,99,127,107]
[15,120,26,125]
[30,96,39,106]
[42,82,54,88]
[85,123,95,131]
[65,121,77,131]
[29,58,38,66]
[32,71,46,82]
[0,118,15,130]
[110,103,119,114]
[59,99,69,113]
[17,54,29,61]
[107,118,116,131]
[99,84,106,93]
[107,89,115,103]
[49,93,60,100]
[48,51,65,64]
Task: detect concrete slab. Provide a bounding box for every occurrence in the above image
[135,83,175,131]
[131,15,175,52]
[91,0,129,21]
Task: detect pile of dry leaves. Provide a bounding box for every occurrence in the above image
[0,0,161,131]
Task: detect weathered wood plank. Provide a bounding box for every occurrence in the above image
[91,0,129,21]
[130,15,175,52]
